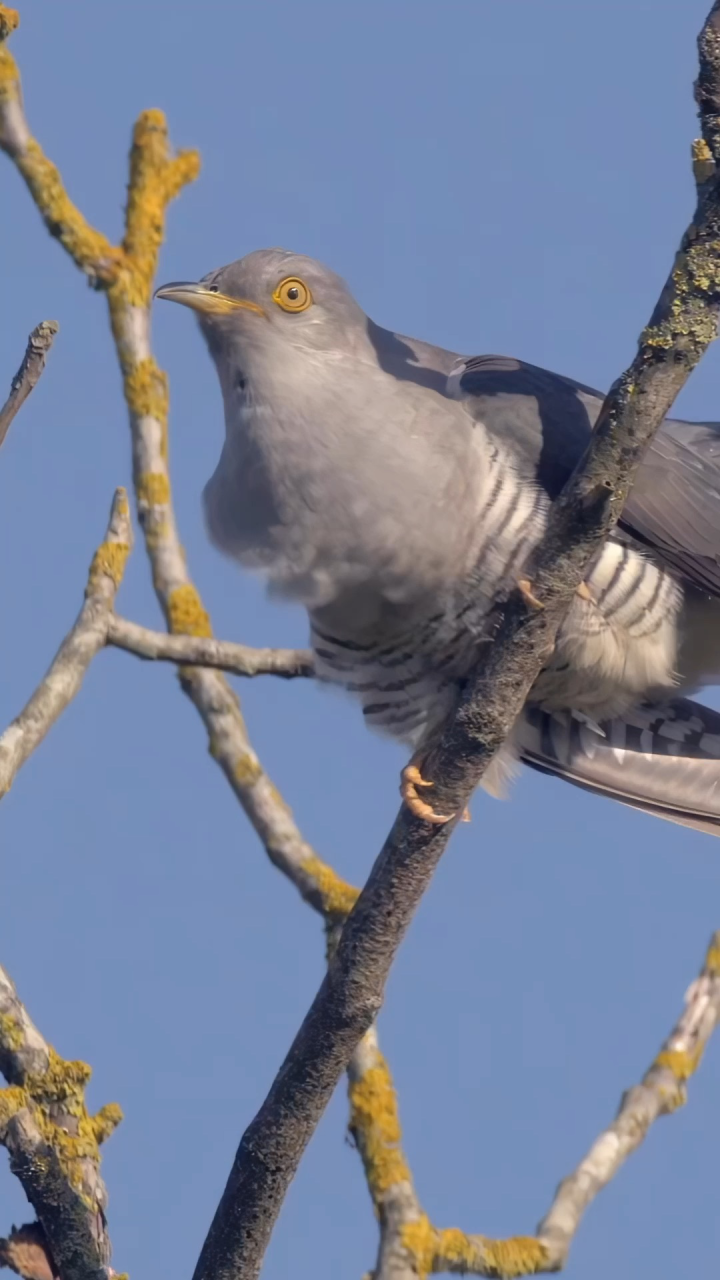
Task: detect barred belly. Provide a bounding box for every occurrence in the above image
[311,620,466,747]
[532,538,683,718]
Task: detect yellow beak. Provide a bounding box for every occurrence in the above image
[154,281,265,317]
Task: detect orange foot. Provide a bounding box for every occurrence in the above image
[576,580,595,602]
[400,763,454,825]
[517,577,545,610]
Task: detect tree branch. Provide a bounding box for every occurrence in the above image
[106,615,313,678]
[0,0,353,953]
[0,964,122,1280]
[0,488,131,798]
[0,320,58,451]
[190,7,720,1276]
[5,7,720,1280]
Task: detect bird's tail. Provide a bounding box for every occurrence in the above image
[514,696,720,837]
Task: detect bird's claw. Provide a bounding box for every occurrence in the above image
[517,577,545,610]
[575,580,595,602]
[400,763,454,825]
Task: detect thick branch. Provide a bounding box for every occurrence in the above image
[0,965,122,1280]
[191,10,720,1276]
[0,489,131,798]
[106,615,313,678]
[0,321,58,451]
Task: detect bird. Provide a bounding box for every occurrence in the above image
[156,248,720,836]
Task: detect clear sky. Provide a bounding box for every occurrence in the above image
[3,2,720,1277]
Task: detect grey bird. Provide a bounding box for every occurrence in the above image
[156,249,720,835]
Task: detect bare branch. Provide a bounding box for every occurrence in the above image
[0,964,122,1280]
[0,1,352,942]
[189,7,720,1275]
[0,321,58,451]
[534,931,720,1270]
[382,932,720,1277]
[0,489,131,799]
[106,614,313,678]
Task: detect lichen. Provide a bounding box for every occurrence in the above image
[232,754,262,787]
[641,238,720,356]
[655,1045,704,1081]
[693,137,716,185]
[136,471,170,508]
[167,584,212,637]
[12,138,122,284]
[0,5,19,41]
[401,1216,550,1279]
[0,1010,24,1051]
[302,854,359,917]
[122,358,169,458]
[704,937,720,975]
[86,540,130,595]
[0,42,18,107]
[119,109,200,309]
[90,1102,123,1145]
[0,1050,122,1201]
[348,1058,410,1203]
[0,1085,24,1128]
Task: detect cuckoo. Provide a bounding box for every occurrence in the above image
[156,249,720,835]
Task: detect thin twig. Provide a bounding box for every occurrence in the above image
[0,489,132,799]
[190,6,720,1275]
[0,964,122,1280]
[0,320,58,450]
[106,614,313,678]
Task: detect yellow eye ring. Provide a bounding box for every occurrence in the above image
[273,277,312,313]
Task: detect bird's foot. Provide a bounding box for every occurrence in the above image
[517,577,545,610]
[400,763,453,825]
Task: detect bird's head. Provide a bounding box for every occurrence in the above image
[155,248,371,374]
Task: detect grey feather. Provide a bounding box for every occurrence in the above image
[517,698,720,838]
[155,249,720,836]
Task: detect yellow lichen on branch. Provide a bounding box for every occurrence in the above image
[86,540,130,594]
[349,1056,410,1204]
[1,1049,121,1199]
[0,6,18,40]
[167,584,213,638]
[401,1216,550,1280]
[120,109,200,308]
[302,854,359,917]
[15,141,123,284]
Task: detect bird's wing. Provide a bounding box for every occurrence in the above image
[516,697,720,837]
[449,352,720,597]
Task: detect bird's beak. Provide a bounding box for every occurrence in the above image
[154,281,265,318]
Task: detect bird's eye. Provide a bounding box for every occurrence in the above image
[273,277,312,313]
[208,284,219,293]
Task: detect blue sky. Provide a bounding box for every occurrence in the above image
[2,1,720,1276]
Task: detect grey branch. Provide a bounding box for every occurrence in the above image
[0,321,58,452]
[190,7,720,1279]
[535,931,720,1270]
[349,934,720,1278]
[0,965,122,1280]
[106,615,313,678]
[0,489,131,799]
